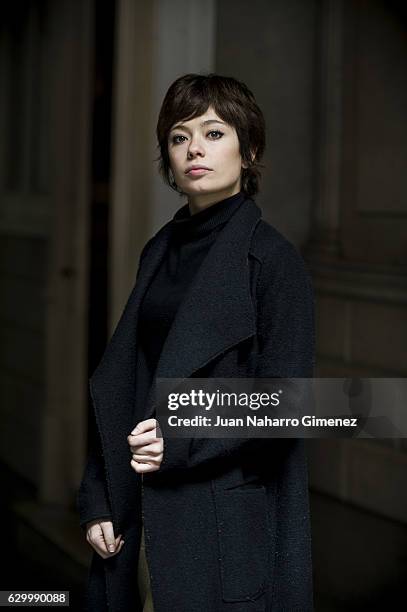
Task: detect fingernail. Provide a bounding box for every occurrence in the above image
[108,544,115,552]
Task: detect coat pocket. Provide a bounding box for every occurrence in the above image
[213,487,270,602]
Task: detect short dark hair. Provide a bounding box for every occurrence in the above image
[155,73,266,198]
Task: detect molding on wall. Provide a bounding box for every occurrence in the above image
[309,257,407,305]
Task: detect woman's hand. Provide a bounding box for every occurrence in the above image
[127,418,164,473]
[86,519,124,559]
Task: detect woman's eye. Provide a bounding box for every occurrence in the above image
[171,130,224,145]
[172,135,186,144]
[208,130,224,139]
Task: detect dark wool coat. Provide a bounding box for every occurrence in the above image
[77,195,316,612]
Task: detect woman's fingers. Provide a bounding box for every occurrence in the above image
[127,419,163,448]
[131,418,157,434]
[90,533,124,559]
[130,441,163,456]
[86,520,125,559]
[101,521,120,553]
[127,420,164,473]
[127,430,158,448]
[131,451,163,463]
[95,538,124,559]
[130,459,160,473]
[128,442,164,465]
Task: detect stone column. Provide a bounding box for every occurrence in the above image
[110,0,216,328]
[306,0,344,261]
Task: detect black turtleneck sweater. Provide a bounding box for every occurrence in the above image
[134,190,246,418]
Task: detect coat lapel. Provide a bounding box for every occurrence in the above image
[90,196,262,438]
[141,196,262,419]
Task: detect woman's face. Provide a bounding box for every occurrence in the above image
[167,106,247,211]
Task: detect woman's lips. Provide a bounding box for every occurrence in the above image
[186,168,212,177]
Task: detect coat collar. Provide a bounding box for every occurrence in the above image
[90,195,262,429]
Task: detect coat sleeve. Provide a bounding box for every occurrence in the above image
[76,239,158,528]
[76,425,113,530]
[155,240,316,477]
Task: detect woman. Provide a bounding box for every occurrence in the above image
[77,73,315,612]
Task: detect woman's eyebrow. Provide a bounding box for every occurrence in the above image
[170,119,226,133]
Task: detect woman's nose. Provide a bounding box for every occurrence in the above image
[187,137,205,157]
